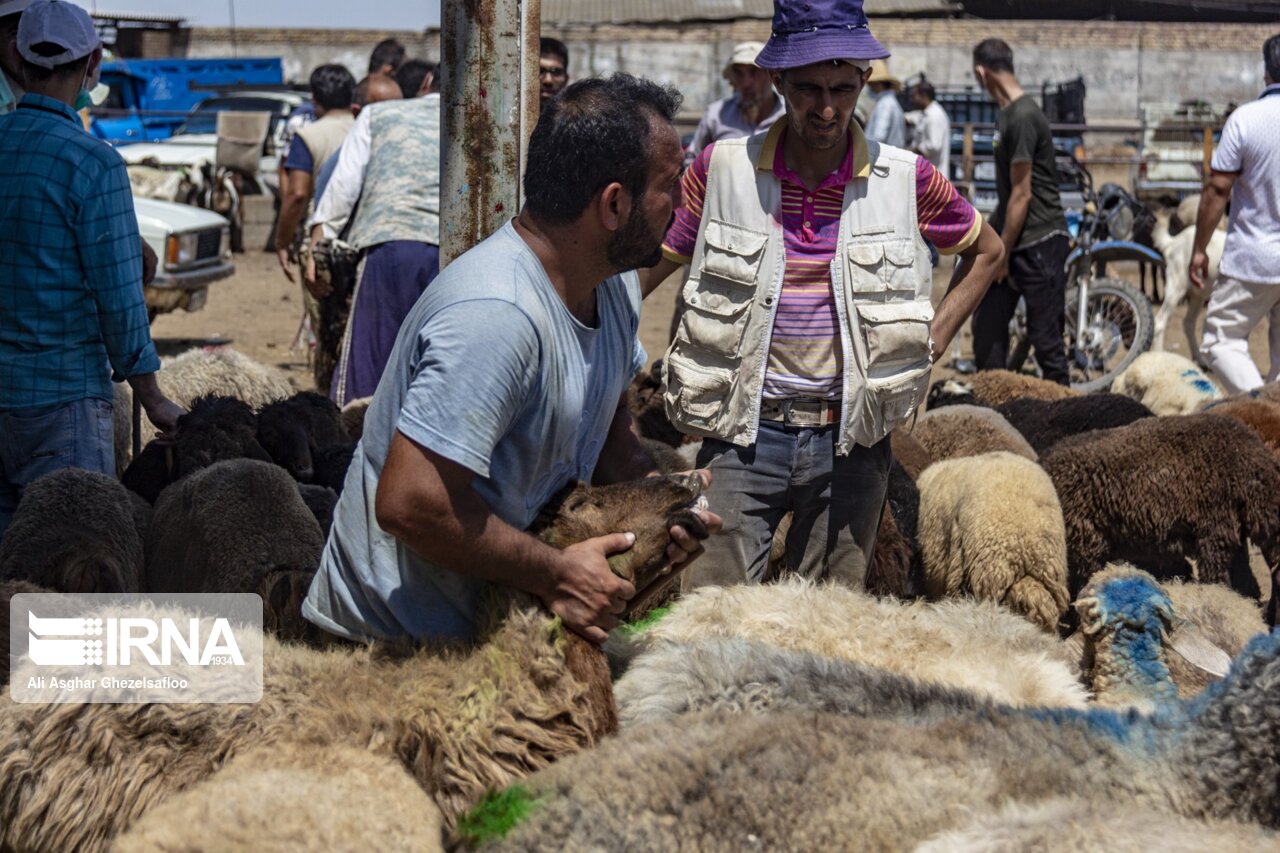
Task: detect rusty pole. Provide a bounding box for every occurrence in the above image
[439,0,541,267]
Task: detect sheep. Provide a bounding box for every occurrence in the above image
[1065,564,1269,702]
[889,427,933,479]
[996,394,1154,454]
[1111,351,1223,415]
[465,631,1280,851]
[256,391,349,483]
[0,473,705,850]
[627,359,685,448]
[115,347,296,461]
[338,395,373,442]
[639,436,688,475]
[121,395,273,503]
[1040,413,1280,599]
[926,370,1079,410]
[615,578,1087,709]
[867,501,917,597]
[917,451,1068,632]
[113,744,444,853]
[1150,206,1226,361]
[1204,396,1280,455]
[909,405,1038,464]
[258,568,329,644]
[1,580,49,687]
[145,458,325,596]
[614,635,1001,729]
[0,469,145,594]
[296,483,338,535]
[915,798,1280,853]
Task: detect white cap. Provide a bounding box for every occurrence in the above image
[722,41,766,77]
[17,0,101,69]
[0,0,37,18]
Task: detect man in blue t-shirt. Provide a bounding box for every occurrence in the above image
[303,74,722,646]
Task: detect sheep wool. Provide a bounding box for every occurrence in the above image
[1204,396,1280,456]
[1040,414,1280,598]
[996,394,1153,454]
[926,370,1079,410]
[917,451,1069,632]
[624,578,1086,709]
[469,632,1280,851]
[909,405,1038,464]
[915,798,1280,853]
[146,458,325,596]
[113,744,444,853]
[0,469,145,595]
[1112,351,1223,415]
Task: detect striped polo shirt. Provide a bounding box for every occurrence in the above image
[665,121,980,400]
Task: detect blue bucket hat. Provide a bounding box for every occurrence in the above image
[756,0,890,69]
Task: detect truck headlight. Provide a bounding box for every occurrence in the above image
[165,233,199,268]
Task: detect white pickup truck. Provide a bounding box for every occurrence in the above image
[134,197,234,320]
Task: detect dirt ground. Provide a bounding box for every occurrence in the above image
[156,249,1272,395]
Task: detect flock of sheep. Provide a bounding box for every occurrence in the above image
[0,341,1278,851]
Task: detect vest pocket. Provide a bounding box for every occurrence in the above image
[700,219,768,286]
[677,276,755,357]
[664,351,734,433]
[847,238,920,294]
[853,299,934,380]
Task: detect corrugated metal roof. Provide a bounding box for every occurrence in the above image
[543,0,959,26]
[92,11,188,25]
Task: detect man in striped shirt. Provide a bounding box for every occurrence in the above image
[640,0,1002,588]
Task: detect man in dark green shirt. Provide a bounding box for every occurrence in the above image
[970,38,1071,385]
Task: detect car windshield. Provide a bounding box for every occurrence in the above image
[176,97,287,136]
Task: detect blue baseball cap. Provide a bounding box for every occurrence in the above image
[756,0,890,70]
[16,0,101,69]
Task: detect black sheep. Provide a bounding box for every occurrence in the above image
[997,394,1154,454]
[311,442,357,494]
[257,392,348,483]
[122,395,271,503]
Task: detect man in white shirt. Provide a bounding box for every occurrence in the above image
[1193,33,1280,393]
[909,79,950,178]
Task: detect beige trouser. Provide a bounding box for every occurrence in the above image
[1200,274,1280,394]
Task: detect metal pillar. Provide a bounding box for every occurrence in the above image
[439,0,541,267]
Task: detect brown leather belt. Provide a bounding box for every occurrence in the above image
[759,398,840,427]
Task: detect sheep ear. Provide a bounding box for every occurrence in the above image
[1170,626,1233,678]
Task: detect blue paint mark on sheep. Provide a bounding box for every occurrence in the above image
[1191,379,1215,394]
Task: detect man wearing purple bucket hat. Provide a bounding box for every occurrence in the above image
[641,0,1004,589]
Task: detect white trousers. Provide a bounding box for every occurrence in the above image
[1200,274,1280,394]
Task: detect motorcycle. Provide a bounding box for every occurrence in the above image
[1007,154,1159,392]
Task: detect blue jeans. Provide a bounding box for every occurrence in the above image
[0,397,115,541]
[685,420,891,589]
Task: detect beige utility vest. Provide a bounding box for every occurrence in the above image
[662,126,934,455]
[295,111,355,178]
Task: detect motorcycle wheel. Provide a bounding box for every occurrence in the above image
[1064,277,1154,393]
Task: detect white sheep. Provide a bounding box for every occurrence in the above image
[113,743,444,852]
[1150,206,1226,361]
[116,347,296,464]
[910,404,1038,464]
[917,451,1069,632]
[616,578,1087,709]
[1111,350,1223,415]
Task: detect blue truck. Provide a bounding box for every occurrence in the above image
[91,57,284,145]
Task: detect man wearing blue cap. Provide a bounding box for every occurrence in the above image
[641,0,1004,589]
[0,0,183,539]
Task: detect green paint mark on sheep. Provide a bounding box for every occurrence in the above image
[456,785,547,844]
[618,605,672,637]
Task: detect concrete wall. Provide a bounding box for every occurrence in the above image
[186,19,1274,120]
[188,28,440,84]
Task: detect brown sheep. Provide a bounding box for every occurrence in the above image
[926,370,1079,410]
[867,502,917,598]
[889,428,933,479]
[1206,397,1280,456]
[1040,414,1280,600]
[0,474,704,851]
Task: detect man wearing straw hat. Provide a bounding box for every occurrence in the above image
[688,41,786,160]
[641,0,1004,589]
[864,58,906,147]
